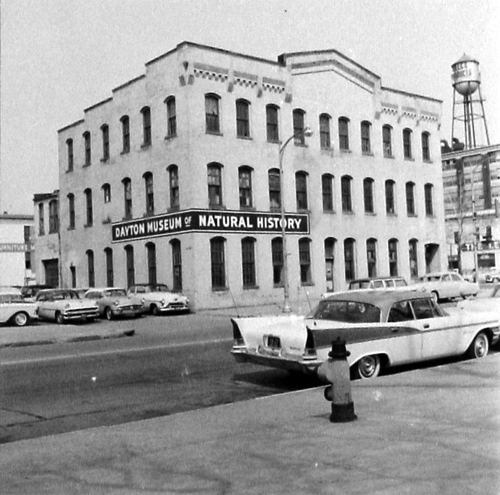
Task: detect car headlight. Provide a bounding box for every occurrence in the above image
[113,300,119,306]
[160,298,166,306]
[64,303,70,309]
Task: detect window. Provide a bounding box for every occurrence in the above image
[86,250,95,287]
[341,175,353,213]
[48,200,59,234]
[293,109,306,145]
[269,169,281,211]
[146,242,157,285]
[361,121,371,154]
[210,237,226,289]
[207,163,223,207]
[104,247,114,287]
[67,194,75,230]
[382,125,392,157]
[422,132,431,161]
[403,128,412,159]
[424,183,434,216]
[83,131,91,166]
[144,172,154,215]
[84,188,93,226]
[141,106,152,146]
[168,165,179,210]
[171,239,183,291]
[266,105,279,142]
[24,225,31,270]
[319,114,331,149]
[236,99,250,138]
[205,94,220,134]
[123,178,132,219]
[388,238,399,276]
[38,203,45,235]
[295,171,308,210]
[406,182,416,216]
[385,180,396,214]
[102,183,111,204]
[121,116,130,153]
[324,238,336,293]
[101,124,109,161]
[322,174,334,212]
[66,139,74,172]
[272,237,284,286]
[125,245,135,288]
[366,238,377,278]
[166,97,177,137]
[338,117,350,150]
[409,239,418,278]
[363,178,374,214]
[242,237,256,288]
[239,166,253,208]
[299,238,312,284]
[344,238,355,280]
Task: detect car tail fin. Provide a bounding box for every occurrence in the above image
[303,327,317,360]
[231,319,245,347]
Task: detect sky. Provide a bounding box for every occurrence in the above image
[1,0,499,214]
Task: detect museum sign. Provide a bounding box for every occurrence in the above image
[112,209,309,243]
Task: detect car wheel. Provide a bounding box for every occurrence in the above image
[355,355,381,379]
[55,312,65,325]
[151,305,160,316]
[431,291,439,303]
[105,307,114,320]
[468,332,489,359]
[12,312,29,327]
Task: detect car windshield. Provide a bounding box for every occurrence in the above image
[104,289,127,297]
[312,300,381,323]
[52,291,80,300]
[0,295,24,303]
[394,279,407,287]
[148,284,169,292]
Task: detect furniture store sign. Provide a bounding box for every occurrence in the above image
[112,209,309,242]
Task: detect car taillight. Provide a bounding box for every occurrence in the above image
[231,320,245,347]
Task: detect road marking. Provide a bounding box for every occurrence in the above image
[1,337,232,366]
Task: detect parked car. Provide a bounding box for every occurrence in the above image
[0,287,38,327]
[83,288,143,320]
[127,284,190,315]
[231,289,500,380]
[35,288,99,324]
[20,284,55,300]
[483,269,500,284]
[411,271,479,302]
[348,277,408,290]
[457,284,500,318]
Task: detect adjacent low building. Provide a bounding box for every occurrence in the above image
[51,41,445,310]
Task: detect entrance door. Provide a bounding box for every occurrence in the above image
[43,259,59,287]
[425,243,440,273]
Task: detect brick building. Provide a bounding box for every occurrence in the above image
[52,42,446,310]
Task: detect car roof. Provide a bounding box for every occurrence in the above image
[87,287,126,292]
[322,289,428,306]
[350,276,405,283]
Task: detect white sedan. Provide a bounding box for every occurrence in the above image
[411,271,479,302]
[231,290,500,380]
[0,289,38,327]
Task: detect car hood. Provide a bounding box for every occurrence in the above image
[143,292,188,302]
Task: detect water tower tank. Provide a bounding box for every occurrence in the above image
[451,53,481,96]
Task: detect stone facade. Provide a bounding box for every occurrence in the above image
[55,42,446,310]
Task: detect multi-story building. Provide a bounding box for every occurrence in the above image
[32,191,60,287]
[442,144,500,277]
[0,213,34,286]
[55,41,445,310]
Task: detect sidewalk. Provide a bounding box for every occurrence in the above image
[1,354,499,494]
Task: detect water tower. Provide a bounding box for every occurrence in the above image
[451,54,490,149]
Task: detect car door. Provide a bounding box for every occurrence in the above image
[412,298,458,359]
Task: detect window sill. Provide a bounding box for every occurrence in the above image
[237,135,253,141]
[209,205,227,210]
[143,212,155,218]
[273,284,284,289]
[66,169,74,174]
[267,139,280,144]
[122,216,133,221]
[206,131,223,137]
[164,134,177,141]
[168,206,180,213]
[384,154,395,159]
[362,151,374,157]
[339,148,351,154]
[84,223,93,228]
[404,157,415,162]
[423,159,433,164]
[120,150,130,155]
[322,210,336,215]
[365,211,376,216]
[140,143,152,150]
[387,212,397,217]
[301,282,315,287]
[407,213,418,218]
[294,143,309,148]
[211,287,229,293]
[243,285,260,291]
[342,210,354,215]
[239,206,256,212]
[67,227,75,231]
[82,163,91,168]
[102,218,112,224]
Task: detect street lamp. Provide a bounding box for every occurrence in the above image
[279,126,313,313]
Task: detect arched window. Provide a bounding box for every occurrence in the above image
[122,178,132,219]
[388,238,399,276]
[409,239,418,278]
[341,175,353,213]
[266,104,279,142]
[48,199,59,234]
[241,237,256,288]
[271,237,284,286]
[268,169,281,211]
[146,242,157,285]
[361,121,371,153]
[338,117,350,150]
[424,183,434,216]
[385,180,396,214]
[322,174,334,212]
[165,96,177,137]
[366,238,377,278]
[205,94,220,134]
[104,247,113,287]
[170,239,183,291]
[382,125,392,157]
[124,245,135,288]
[363,178,374,214]
[319,114,331,149]
[86,249,95,287]
[344,238,355,280]
[207,163,223,207]
[403,128,413,159]
[67,193,75,230]
[168,165,179,210]
[120,115,130,153]
[236,99,250,138]
[66,138,74,171]
[406,182,416,216]
[210,237,226,289]
[422,132,431,161]
[293,109,306,145]
[295,171,308,210]
[239,166,253,208]
[101,124,109,160]
[141,106,152,146]
[299,238,312,285]
[102,183,111,204]
[143,172,154,215]
[324,238,336,293]
[83,131,91,166]
[84,188,93,226]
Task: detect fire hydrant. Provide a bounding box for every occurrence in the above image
[323,337,357,423]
